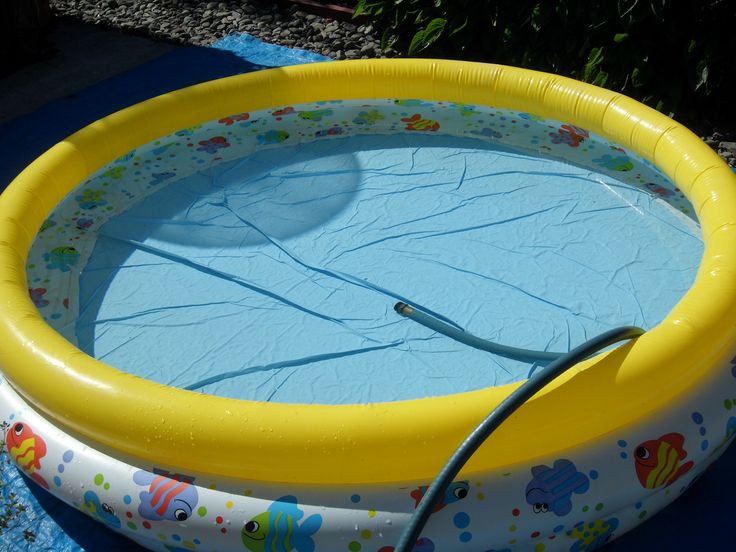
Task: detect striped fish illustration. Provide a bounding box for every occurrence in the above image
[401,113,440,131]
[242,495,322,552]
[133,469,199,521]
[525,458,590,516]
[5,422,49,489]
[634,432,694,489]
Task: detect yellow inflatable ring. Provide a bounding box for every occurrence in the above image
[1,59,736,487]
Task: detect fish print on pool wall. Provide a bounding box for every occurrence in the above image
[410,480,470,512]
[133,469,199,521]
[43,246,80,272]
[241,495,322,552]
[82,489,121,528]
[401,114,440,131]
[5,422,49,489]
[633,432,694,489]
[525,459,590,516]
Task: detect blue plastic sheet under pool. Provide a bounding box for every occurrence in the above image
[76,134,702,404]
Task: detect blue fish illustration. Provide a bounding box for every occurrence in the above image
[241,495,322,552]
[75,188,107,210]
[76,217,94,230]
[352,110,384,125]
[114,151,135,163]
[568,518,619,552]
[257,130,290,145]
[82,490,121,528]
[133,470,198,522]
[593,154,634,172]
[410,480,469,512]
[39,218,56,232]
[43,246,80,272]
[151,171,176,185]
[28,287,49,308]
[174,126,202,137]
[471,127,502,139]
[315,127,344,137]
[451,103,477,117]
[394,99,432,107]
[525,458,590,516]
[298,109,333,121]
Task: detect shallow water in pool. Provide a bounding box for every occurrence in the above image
[76,134,702,404]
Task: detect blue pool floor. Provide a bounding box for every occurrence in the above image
[1,29,735,552]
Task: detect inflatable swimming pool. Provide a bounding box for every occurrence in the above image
[2,59,736,551]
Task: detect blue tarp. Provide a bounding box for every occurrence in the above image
[0,30,734,551]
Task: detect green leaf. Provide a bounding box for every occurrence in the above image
[613,32,629,43]
[695,62,709,92]
[408,17,447,54]
[353,0,366,17]
[531,3,544,31]
[380,27,400,51]
[631,66,645,87]
[449,15,468,37]
[583,46,605,82]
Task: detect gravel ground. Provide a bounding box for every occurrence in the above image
[48,0,736,167]
[50,0,387,60]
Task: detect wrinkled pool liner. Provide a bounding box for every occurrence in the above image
[71,133,702,404]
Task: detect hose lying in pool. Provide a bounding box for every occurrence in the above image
[393,322,645,552]
[394,301,563,362]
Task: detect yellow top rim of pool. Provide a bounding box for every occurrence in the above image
[1,59,735,484]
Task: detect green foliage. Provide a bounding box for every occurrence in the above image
[354,0,736,126]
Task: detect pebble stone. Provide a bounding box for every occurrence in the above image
[49,0,389,61]
[49,0,733,167]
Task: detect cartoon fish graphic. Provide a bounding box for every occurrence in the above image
[39,218,56,232]
[102,165,127,180]
[241,495,322,552]
[114,151,136,163]
[272,106,297,117]
[592,154,633,171]
[82,490,121,528]
[568,518,619,552]
[525,458,589,516]
[394,99,431,107]
[75,188,107,210]
[634,432,694,489]
[401,114,440,132]
[257,130,290,145]
[315,127,344,137]
[76,217,94,230]
[151,171,176,185]
[219,112,250,125]
[451,103,477,117]
[298,109,333,122]
[28,287,49,308]
[174,126,202,137]
[519,112,546,122]
[5,422,49,489]
[644,182,673,198]
[410,480,469,512]
[43,246,80,272]
[352,110,384,125]
[197,136,230,154]
[471,127,502,139]
[549,124,588,147]
[133,469,199,521]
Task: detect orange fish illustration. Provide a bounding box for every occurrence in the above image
[6,422,49,489]
[401,114,440,132]
[634,432,694,489]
